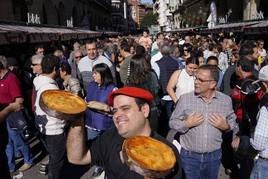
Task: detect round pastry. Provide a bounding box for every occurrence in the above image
[40,90,87,120]
[122,136,176,178]
[87,101,111,113]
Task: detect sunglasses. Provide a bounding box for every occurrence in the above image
[75,56,82,59]
[31,63,40,66]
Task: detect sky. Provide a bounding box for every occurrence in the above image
[141,0,153,4]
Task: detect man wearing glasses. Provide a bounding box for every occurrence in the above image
[31,54,43,76]
[170,64,238,179]
[70,49,82,79]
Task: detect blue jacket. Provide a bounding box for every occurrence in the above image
[85,82,116,130]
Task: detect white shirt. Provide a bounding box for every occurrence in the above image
[251,106,268,158]
[150,51,163,78]
[175,69,195,99]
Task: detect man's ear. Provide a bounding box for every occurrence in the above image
[210,80,217,89]
[141,103,150,118]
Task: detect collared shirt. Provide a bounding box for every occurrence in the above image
[77,55,114,90]
[170,91,238,153]
[0,71,22,104]
[90,127,182,179]
[251,106,268,158]
[150,51,162,78]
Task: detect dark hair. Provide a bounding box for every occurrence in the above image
[0,61,4,69]
[135,98,151,110]
[143,29,149,34]
[156,32,163,39]
[41,55,60,74]
[237,57,254,72]
[35,44,44,52]
[60,62,71,75]
[239,40,257,56]
[120,43,130,52]
[85,40,96,46]
[198,64,219,82]
[92,63,114,87]
[208,43,217,51]
[186,56,199,66]
[128,54,151,85]
[207,56,219,65]
[183,43,192,52]
[135,45,146,56]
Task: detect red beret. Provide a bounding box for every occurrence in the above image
[108,87,153,106]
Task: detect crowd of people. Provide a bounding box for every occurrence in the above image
[0,29,268,179]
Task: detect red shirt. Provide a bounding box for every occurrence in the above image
[0,71,22,105]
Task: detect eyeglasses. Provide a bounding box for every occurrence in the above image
[31,63,40,66]
[75,56,82,59]
[194,76,215,83]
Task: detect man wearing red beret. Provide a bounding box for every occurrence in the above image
[66,87,181,179]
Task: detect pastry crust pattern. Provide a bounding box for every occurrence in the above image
[41,90,86,114]
[123,136,176,172]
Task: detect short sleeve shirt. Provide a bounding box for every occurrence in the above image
[0,71,22,104]
[90,127,182,179]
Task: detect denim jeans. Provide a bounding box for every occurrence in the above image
[181,148,222,179]
[250,158,268,179]
[5,121,32,171]
[42,133,66,179]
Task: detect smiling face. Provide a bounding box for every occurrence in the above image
[92,70,102,84]
[86,43,97,59]
[112,95,150,138]
[186,63,198,76]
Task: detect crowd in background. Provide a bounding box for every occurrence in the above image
[0,29,268,179]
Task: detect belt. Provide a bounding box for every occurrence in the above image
[182,148,221,155]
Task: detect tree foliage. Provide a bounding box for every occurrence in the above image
[140,12,158,28]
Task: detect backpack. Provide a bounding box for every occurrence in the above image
[240,78,263,136]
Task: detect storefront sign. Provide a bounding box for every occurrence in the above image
[27,13,41,24]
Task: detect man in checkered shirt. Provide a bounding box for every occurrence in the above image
[170,64,238,179]
[249,65,268,179]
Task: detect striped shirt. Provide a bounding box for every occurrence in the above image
[251,106,268,158]
[170,91,238,153]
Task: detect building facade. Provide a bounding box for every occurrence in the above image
[128,0,152,29]
[157,0,268,29]
[0,0,112,30]
[153,0,172,31]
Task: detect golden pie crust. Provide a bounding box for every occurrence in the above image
[87,101,110,113]
[123,136,176,172]
[41,90,87,114]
